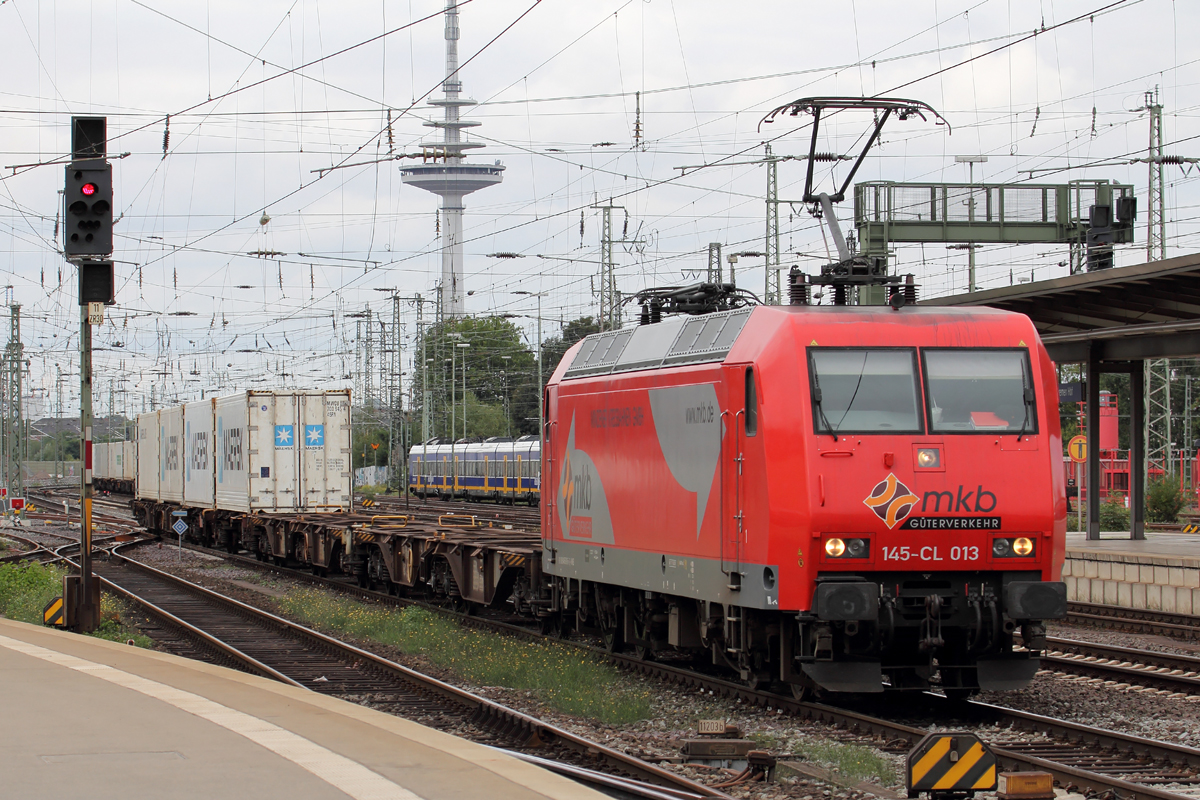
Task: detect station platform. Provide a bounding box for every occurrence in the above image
[0,617,606,800]
[1063,531,1200,614]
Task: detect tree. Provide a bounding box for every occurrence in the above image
[412,315,536,440]
[353,425,390,469]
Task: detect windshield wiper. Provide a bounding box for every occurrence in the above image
[1015,367,1035,441]
[812,381,838,442]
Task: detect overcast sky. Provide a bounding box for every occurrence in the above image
[1,0,1196,415]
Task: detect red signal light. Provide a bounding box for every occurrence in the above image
[81,183,97,196]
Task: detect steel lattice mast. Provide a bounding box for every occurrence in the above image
[1,299,23,497]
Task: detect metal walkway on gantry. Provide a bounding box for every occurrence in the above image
[923,251,1200,541]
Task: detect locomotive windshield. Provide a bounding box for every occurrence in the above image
[808,349,922,434]
[923,349,1036,434]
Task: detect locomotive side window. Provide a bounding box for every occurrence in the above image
[745,368,758,436]
[923,349,1036,434]
[808,349,922,434]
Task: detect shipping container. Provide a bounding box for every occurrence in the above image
[157,406,184,503]
[94,440,137,492]
[121,440,136,481]
[136,412,159,500]
[183,399,215,507]
[214,390,352,513]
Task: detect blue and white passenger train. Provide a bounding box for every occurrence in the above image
[407,435,540,504]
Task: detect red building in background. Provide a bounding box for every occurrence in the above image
[1064,391,1191,506]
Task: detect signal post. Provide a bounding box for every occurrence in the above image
[63,116,115,633]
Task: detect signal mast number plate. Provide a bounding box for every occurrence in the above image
[881,545,980,563]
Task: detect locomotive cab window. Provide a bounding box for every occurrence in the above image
[745,367,758,436]
[808,348,922,434]
[923,349,1037,434]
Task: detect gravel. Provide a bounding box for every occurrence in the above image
[116,543,1200,796]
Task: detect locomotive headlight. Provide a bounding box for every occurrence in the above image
[992,538,1013,557]
[824,537,869,558]
[1012,537,1035,556]
[916,448,941,468]
[845,537,869,558]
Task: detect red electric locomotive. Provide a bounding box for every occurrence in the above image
[541,284,1066,697]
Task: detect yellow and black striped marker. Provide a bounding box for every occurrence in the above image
[42,596,66,627]
[906,732,996,797]
[361,498,375,508]
[1183,524,1200,533]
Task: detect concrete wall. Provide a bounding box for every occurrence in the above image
[1064,551,1200,614]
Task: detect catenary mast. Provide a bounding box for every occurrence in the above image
[401,0,504,319]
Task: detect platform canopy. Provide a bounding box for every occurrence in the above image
[921,251,1200,364]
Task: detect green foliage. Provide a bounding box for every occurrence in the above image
[796,739,897,785]
[1146,476,1186,523]
[91,593,153,648]
[0,562,66,624]
[1100,496,1131,532]
[414,315,539,439]
[353,426,391,470]
[278,589,652,724]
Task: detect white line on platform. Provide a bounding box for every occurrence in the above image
[0,633,424,800]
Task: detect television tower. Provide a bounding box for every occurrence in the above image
[401,0,504,318]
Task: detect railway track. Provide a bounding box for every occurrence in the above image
[131,538,1200,800]
[93,544,728,800]
[1067,601,1200,639]
[0,528,124,566]
[48,491,1200,797]
[1041,637,1200,695]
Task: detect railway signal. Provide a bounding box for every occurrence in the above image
[63,115,114,634]
[63,162,113,257]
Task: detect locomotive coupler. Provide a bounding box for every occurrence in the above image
[814,624,834,660]
[919,594,945,652]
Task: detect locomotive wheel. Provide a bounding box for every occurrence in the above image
[630,612,654,661]
[790,684,810,701]
[600,622,623,653]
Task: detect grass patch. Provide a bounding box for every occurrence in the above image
[0,562,67,624]
[278,588,653,725]
[91,592,153,648]
[797,739,896,786]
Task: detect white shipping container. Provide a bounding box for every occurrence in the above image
[94,441,137,486]
[121,440,137,482]
[93,442,112,481]
[215,390,351,513]
[159,406,185,503]
[183,399,215,507]
[136,412,160,500]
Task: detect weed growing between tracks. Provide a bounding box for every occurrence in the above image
[91,593,153,648]
[791,738,897,785]
[278,588,653,725]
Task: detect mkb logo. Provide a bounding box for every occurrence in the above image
[864,473,919,529]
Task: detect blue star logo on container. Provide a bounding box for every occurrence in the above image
[274,425,293,447]
[305,425,324,447]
